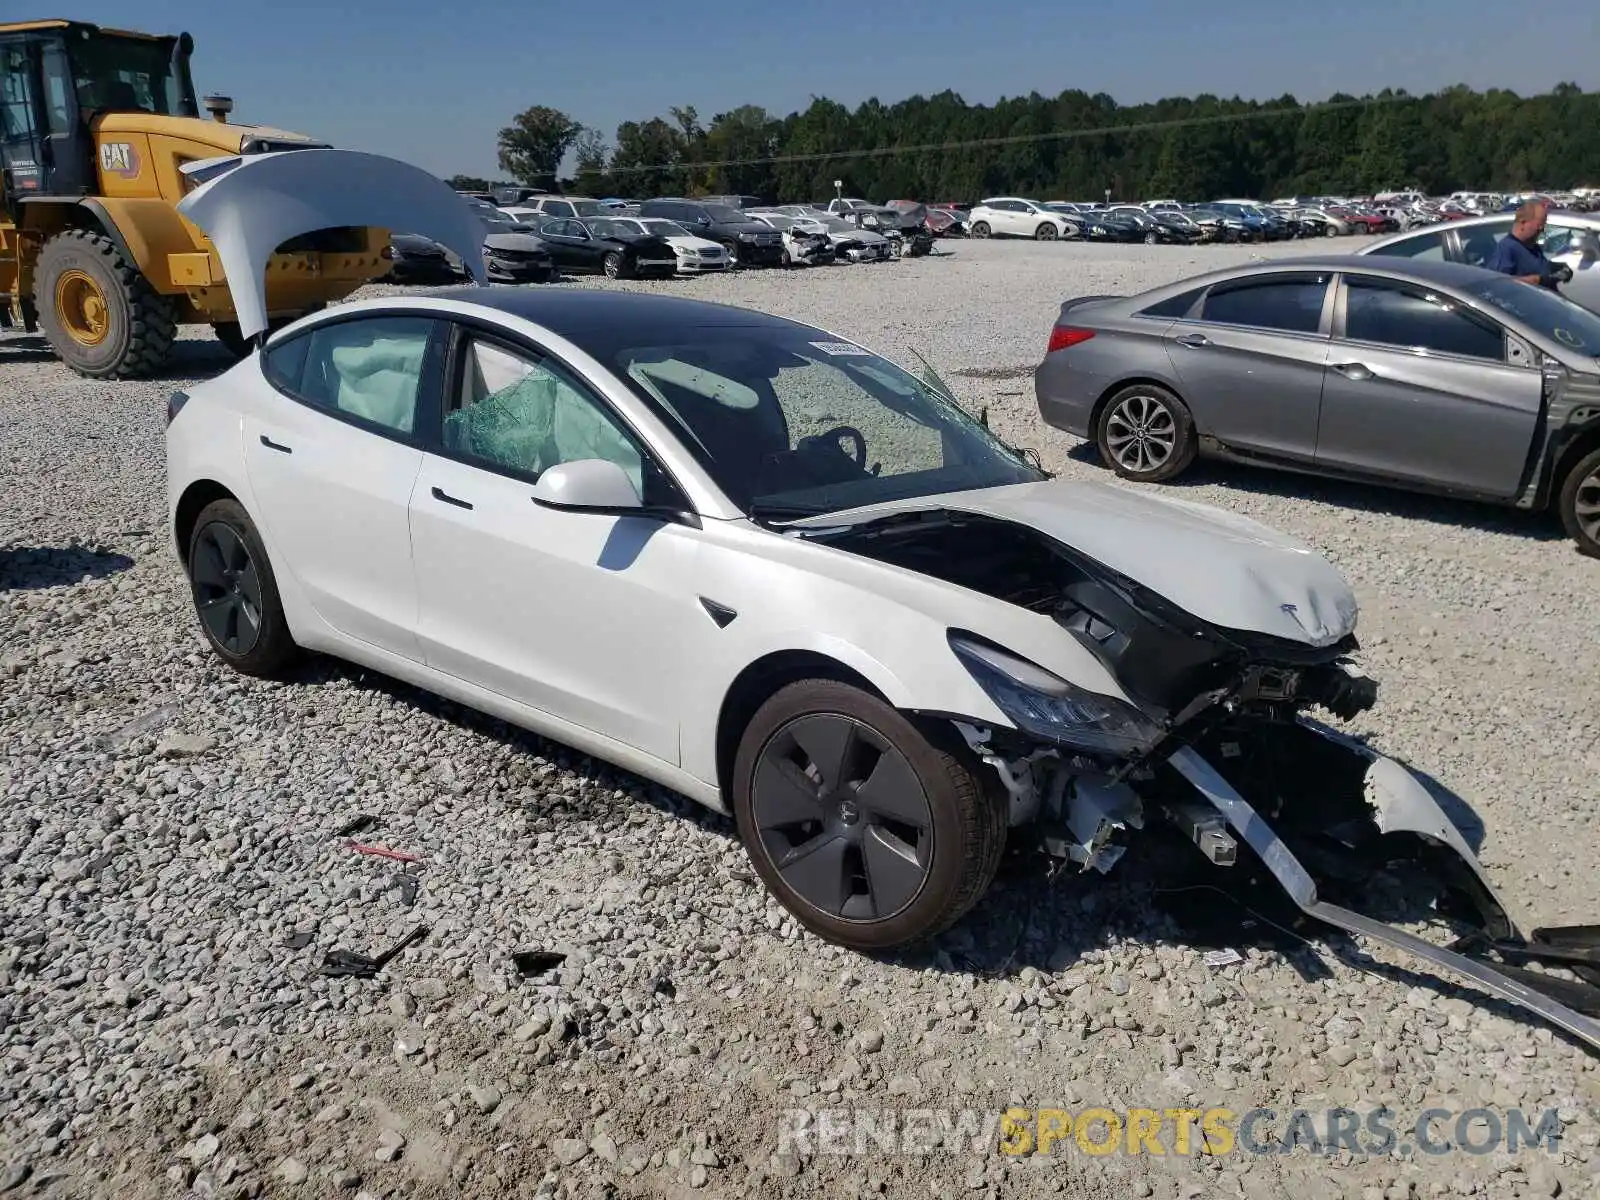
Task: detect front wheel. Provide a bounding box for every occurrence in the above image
[720,240,741,267]
[186,499,298,677]
[970,221,991,238]
[1559,446,1600,558]
[1095,383,1198,483]
[602,252,627,280]
[732,680,1005,951]
[1144,231,1160,245]
[1034,223,1058,241]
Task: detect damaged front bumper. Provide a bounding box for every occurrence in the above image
[967,712,1600,1054]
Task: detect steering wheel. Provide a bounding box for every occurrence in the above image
[806,424,868,468]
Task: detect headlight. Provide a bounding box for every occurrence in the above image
[739,231,757,241]
[948,633,1163,757]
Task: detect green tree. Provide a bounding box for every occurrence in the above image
[497,105,584,187]
[571,127,611,194]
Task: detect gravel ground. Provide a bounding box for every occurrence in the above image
[2,237,1598,1200]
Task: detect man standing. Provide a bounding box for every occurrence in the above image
[1485,200,1574,291]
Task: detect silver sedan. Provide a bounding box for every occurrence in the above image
[1032,255,1600,556]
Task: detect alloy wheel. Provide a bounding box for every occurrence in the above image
[750,713,934,921]
[190,521,264,655]
[1104,392,1177,474]
[1574,464,1600,546]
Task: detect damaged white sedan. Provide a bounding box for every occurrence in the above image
[166,151,1600,1053]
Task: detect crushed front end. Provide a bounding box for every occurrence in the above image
[817,507,1600,1053]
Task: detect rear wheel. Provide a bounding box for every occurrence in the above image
[33,229,176,378]
[970,221,991,238]
[186,499,298,677]
[1096,383,1198,483]
[732,680,1005,951]
[1559,446,1600,558]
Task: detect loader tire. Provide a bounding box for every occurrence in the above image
[33,230,177,379]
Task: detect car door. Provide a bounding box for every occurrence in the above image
[1314,273,1541,497]
[409,328,707,763]
[536,218,582,268]
[1160,272,1334,461]
[1542,221,1600,314]
[244,313,443,659]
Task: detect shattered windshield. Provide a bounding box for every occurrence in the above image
[603,329,1043,517]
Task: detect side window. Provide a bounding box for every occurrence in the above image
[542,218,571,237]
[40,45,73,134]
[1367,230,1446,262]
[263,316,434,435]
[545,200,573,218]
[1458,221,1512,266]
[1198,275,1329,334]
[442,337,674,504]
[1342,277,1506,361]
[1139,286,1205,319]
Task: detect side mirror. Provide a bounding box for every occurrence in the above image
[531,460,643,512]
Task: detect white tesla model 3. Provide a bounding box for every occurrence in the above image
[159,152,1600,1054]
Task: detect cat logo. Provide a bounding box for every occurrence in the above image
[99,142,141,179]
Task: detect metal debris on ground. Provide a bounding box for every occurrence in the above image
[393,874,419,906]
[346,841,421,863]
[333,814,379,837]
[321,925,429,979]
[283,931,314,951]
[1202,948,1244,968]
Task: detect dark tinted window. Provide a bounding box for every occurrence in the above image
[1343,277,1505,360]
[1458,220,1512,266]
[1139,287,1204,319]
[1198,275,1329,333]
[262,316,435,435]
[1367,230,1446,262]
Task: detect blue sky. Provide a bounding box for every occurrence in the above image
[68,0,1600,179]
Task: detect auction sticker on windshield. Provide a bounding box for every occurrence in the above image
[811,341,870,356]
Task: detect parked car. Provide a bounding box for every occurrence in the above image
[1033,255,1600,555]
[967,198,1080,240]
[922,206,967,236]
[1108,206,1195,244]
[744,213,835,266]
[1151,209,1210,242]
[1359,211,1600,315]
[510,195,610,221]
[467,200,557,283]
[532,217,678,279]
[383,233,461,285]
[1185,205,1252,242]
[492,186,551,206]
[637,199,785,267]
[766,207,893,261]
[609,217,731,275]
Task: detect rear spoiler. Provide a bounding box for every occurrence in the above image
[1058,294,1123,317]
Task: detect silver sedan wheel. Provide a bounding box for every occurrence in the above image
[1104,392,1178,474]
[1574,464,1600,545]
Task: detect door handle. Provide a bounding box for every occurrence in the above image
[430,486,474,510]
[259,434,293,454]
[1174,333,1210,347]
[1331,362,1373,381]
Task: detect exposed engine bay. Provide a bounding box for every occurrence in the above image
[811,506,1600,1052]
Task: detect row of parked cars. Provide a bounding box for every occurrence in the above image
[385,193,940,286]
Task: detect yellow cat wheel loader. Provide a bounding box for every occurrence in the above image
[0,19,390,378]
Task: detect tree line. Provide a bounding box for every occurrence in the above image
[451,83,1600,204]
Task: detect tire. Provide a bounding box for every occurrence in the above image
[1558,446,1600,558]
[33,229,177,379]
[602,252,627,280]
[186,499,298,677]
[732,679,1005,952]
[1095,383,1198,483]
[1325,225,1339,237]
[213,322,252,359]
[1034,223,1058,241]
[719,240,740,267]
[1144,231,1160,245]
[970,221,991,238]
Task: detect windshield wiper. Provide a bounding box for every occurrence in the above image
[747,502,830,525]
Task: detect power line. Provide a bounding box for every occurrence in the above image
[598,93,1416,177]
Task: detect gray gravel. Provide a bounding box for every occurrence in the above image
[2,237,1598,1199]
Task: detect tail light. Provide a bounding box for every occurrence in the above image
[166,390,190,427]
[1047,326,1095,354]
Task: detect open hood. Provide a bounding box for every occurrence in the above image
[788,479,1359,647]
[176,149,488,339]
